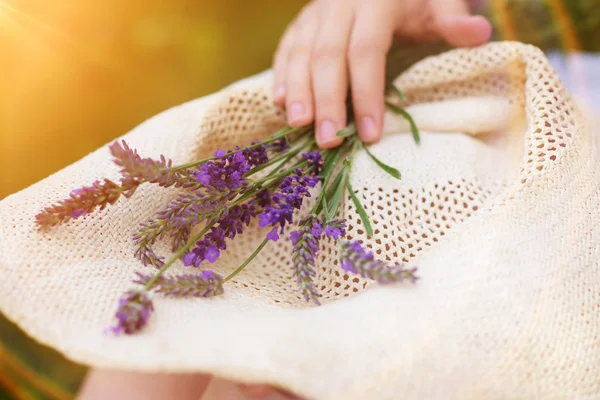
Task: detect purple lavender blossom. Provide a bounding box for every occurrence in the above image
[195,144,269,191]
[36,179,122,229]
[133,270,224,298]
[110,141,191,192]
[339,241,418,284]
[171,227,190,252]
[291,216,347,304]
[133,168,256,267]
[108,290,154,335]
[258,169,319,241]
[268,138,289,153]
[243,141,269,167]
[302,151,324,175]
[183,204,256,267]
[36,141,201,230]
[219,204,256,239]
[195,150,250,191]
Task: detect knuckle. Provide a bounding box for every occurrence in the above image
[347,38,383,61]
[311,42,345,65]
[351,90,377,110]
[288,43,312,63]
[314,94,340,112]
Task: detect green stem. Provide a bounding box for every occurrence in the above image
[224,238,269,282]
[144,222,214,290]
[385,101,420,145]
[247,136,315,177]
[252,162,313,185]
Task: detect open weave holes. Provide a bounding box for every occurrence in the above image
[179,76,510,306]
[183,44,548,305]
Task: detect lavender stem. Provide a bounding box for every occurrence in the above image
[144,221,214,290]
[171,126,302,172]
[224,238,269,282]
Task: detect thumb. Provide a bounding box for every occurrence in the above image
[429,0,492,47]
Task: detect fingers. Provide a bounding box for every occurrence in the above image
[429,0,492,47]
[347,1,395,144]
[310,0,354,148]
[273,23,296,106]
[238,384,303,399]
[78,370,212,400]
[284,5,319,128]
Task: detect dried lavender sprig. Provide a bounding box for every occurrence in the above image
[133,191,232,267]
[339,241,418,284]
[258,169,320,241]
[171,126,302,172]
[36,179,123,229]
[109,141,191,191]
[133,270,224,298]
[183,204,256,267]
[290,216,323,304]
[142,221,214,291]
[171,226,190,252]
[35,141,198,230]
[290,216,347,305]
[133,143,264,266]
[107,289,154,335]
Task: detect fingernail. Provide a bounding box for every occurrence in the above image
[318,120,338,145]
[275,84,285,100]
[288,102,305,124]
[359,116,378,142]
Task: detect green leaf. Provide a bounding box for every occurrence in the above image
[385,101,420,145]
[387,84,406,101]
[327,168,349,218]
[346,181,374,238]
[322,196,333,222]
[320,147,341,188]
[336,122,357,138]
[363,144,401,180]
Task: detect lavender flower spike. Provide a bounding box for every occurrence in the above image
[290,217,347,305]
[340,241,418,284]
[290,216,323,305]
[36,179,122,229]
[134,270,225,298]
[108,290,154,335]
[259,169,319,241]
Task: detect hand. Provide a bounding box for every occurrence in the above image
[78,369,303,400]
[273,0,492,148]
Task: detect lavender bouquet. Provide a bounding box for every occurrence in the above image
[35,92,420,336]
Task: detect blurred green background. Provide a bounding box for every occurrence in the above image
[0,0,599,399]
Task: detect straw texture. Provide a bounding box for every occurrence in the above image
[1,41,599,400]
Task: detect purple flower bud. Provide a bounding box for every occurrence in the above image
[205,245,220,263]
[36,179,123,229]
[339,241,418,284]
[302,151,324,175]
[290,215,324,304]
[183,204,257,267]
[107,290,154,335]
[258,169,319,240]
[134,271,225,298]
[266,229,280,241]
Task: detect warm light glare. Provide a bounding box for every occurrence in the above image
[0,0,306,199]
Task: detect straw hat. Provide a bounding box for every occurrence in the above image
[1,41,599,400]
